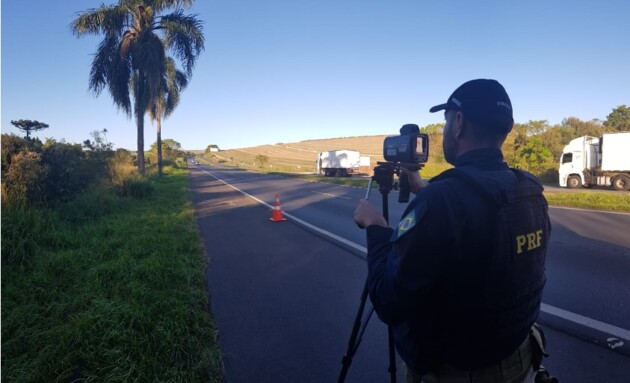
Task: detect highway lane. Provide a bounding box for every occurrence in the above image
[197,163,630,332]
[191,163,630,382]
[191,170,630,383]
[202,165,630,329]
[544,208,630,330]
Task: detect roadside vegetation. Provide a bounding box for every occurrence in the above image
[543,189,630,212]
[260,170,630,212]
[2,2,218,380]
[203,107,629,184]
[197,108,630,212]
[1,133,223,382]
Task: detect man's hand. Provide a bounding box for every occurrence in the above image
[401,168,428,194]
[354,199,388,229]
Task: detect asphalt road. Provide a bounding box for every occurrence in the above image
[190,162,630,382]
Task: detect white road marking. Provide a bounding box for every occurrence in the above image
[607,337,624,350]
[200,168,630,342]
[541,304,630,341]
[312,191,352,200]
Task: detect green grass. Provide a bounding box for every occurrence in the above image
[544,190,630,212]
[1,167,223,382]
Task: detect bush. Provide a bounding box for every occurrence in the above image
[1,136,113,207]
[108,149,155,198]
[121,176,154,199]
[41,140,97,202]
[160,159,176,168]
[1,134,43,176]
[255,154,269,168]
[108,149,137,188]
[3,151,48,206]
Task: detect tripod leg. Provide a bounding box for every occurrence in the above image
[339,181,398,382]
[338,280,369,383]
[388,326,397,383]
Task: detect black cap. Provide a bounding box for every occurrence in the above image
[429,79,513,133]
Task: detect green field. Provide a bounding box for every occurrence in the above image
[201,135,451,176]
[1,167,223,382]
[206,135,389,173]
[198,133,630,212]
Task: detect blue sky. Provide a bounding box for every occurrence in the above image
[2,0,629,150]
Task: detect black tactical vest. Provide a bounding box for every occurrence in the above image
[431,165,550,369]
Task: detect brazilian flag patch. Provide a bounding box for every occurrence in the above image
[397,209,416,238]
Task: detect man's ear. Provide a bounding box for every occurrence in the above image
[454,111,466,139]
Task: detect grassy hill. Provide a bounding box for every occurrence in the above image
[203,135,388,173]
[196,136,630,212]
[201,135,450,177]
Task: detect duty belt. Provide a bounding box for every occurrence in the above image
[413,336,534,383]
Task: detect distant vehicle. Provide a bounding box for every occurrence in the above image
[316,150,361,177]
[558,132,630,191]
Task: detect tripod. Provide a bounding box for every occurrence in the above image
[338,162,400,383]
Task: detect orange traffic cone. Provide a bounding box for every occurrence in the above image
[270,193,287,222]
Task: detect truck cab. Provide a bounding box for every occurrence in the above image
[559,133,630,190]
[558,136,599,188]
[558,136,600,189]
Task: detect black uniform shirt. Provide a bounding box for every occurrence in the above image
[365,148,542,373]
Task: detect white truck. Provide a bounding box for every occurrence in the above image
[316,150,362,177]
[558,132,630,191]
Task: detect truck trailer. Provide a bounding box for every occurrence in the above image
[558,132,630,191]
[316,150,362,177]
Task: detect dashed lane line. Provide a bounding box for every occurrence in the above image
[312,191,352,200]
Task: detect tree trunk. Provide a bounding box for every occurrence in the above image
[136,70,146,177]
[137,109,145,177]
[157,115,162,176]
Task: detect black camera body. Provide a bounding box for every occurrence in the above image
[376,124,430,203]
[383,124,429,164]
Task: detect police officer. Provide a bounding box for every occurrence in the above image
[354,79,552,383]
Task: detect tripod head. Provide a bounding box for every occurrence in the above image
[372,162,395,195]
[372,161,423,203]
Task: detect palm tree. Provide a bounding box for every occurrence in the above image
[148,56,188,176]
[72,0,204,176]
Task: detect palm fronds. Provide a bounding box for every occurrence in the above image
[148,0,194,12]
[89,33,132,115]
[71,4,128,37]
[158,11,204,75]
